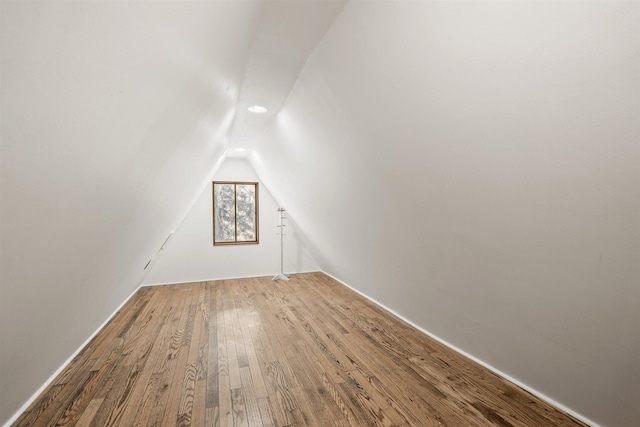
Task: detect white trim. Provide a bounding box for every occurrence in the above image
[320,270,599,427]
[142,270,322,288]
[2,284,143,427]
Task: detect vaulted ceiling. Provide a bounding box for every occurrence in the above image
[1,2,638,427]
[0,1,343,421]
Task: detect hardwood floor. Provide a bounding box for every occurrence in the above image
[13,272,586,426]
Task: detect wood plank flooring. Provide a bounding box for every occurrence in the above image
[13,272,587,426]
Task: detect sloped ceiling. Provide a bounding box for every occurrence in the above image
[228,0,346,153]
[251,2,639,427]
[0,1,342,424]
[1,1,639,427]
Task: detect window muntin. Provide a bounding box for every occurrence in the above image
[213,182,259,245]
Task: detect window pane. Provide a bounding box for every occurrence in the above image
[235,184,256,242]
[214,183,236,243]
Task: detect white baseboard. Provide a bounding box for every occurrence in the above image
[320,270,599,427]
[2,284,143,427]
[142,269,322,287]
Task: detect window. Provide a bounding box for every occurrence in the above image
[212,181,259,245]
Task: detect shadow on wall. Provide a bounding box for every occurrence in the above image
[286,213,325,273]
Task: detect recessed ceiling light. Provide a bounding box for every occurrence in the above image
[248,105,267,114]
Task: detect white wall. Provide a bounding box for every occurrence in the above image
[143,158,319,285]
[2,2,638,426]
[0,2,263,424]
[254,2,640,426]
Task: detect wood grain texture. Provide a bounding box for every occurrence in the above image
[13,273,587,426]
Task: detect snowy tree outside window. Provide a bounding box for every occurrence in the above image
[213,182,259,245]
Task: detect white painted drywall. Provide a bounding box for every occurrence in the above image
[0,2,263,424]
[143,158,319,285]
[255,2,640,426]
[2,1,638,426]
